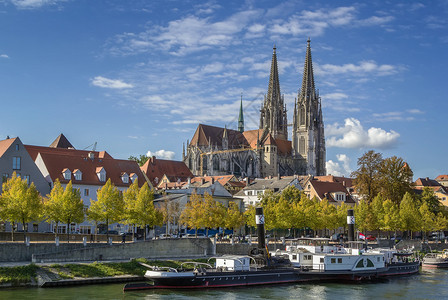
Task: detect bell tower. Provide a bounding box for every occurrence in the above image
[292,39,326,176]
[259,46,288,140]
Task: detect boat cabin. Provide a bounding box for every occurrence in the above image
[215,256,251,271]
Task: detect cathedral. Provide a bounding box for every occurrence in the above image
[183,40,326,178]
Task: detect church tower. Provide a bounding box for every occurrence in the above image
[259,46,288,140]
[292,39,326,176]
[238,95,244,133]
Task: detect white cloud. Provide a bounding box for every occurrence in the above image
[111,9,262,56]
[0,54,9,59]
[326,118,400,149]
[91,76,134,89]
[316,60,398,76]
[326,154,352,176]
[269,6,393,37]
[10,0,67,9]
[146,149,175,160]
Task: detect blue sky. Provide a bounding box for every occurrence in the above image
[1,0,447,180]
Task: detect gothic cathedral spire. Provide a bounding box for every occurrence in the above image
[259,45,288,140]
[238,94,244,133]
[292,39,326,176]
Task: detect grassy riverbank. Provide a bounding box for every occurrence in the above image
[0,258,213,287]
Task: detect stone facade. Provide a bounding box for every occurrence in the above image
[184,40,326,178]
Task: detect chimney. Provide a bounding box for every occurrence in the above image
[88,152,94,160]
[211,177,215,184]
[342,181,346,187]
[187,177,191,184]
[152,156,156,164]
[200,178,205,185]
[277,173,280,180]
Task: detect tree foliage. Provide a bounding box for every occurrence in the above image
[379,156,413,204]
[351,150,383,202]
[87,179,123,239]
[128,155,149,167]
[0,173,42,242]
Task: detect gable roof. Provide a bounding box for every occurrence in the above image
[0,137,16,158]
[314,175,354,187]
[36,151,145,187]
[49,133,74,149]
[141,156,193,186]
[436,175,448,181]
[414,177,441,187]
[190,125,293,155]
[189,124,248,148]
[309,180,355,203]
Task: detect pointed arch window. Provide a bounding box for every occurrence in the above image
[300,106,306,125]
[299,136,306,155]
[213,156,219,171]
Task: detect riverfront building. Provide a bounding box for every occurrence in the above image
[183,40,326,178]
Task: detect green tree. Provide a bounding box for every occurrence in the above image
[87,179,123,241]
[435,212,448,232]
[122,180,140,239]
[129,155,150,167]
[244,205,256,228]
[419,201,436,239]
[351,150,383,202]
[202,193,226,236]
[134,182,162,239]
[225,201,245,233]
[399,192,421,238]
[180,193,204,236]
[382,199,401,237]
[354,200,371,234]
[379,156,413,204]
[420,187,441,214]
[370,194,385,235]
[0,173,42,242]
[280,186,303,203]
[59,181,85,242]
[318,199,338,236]
[43,179,64,239]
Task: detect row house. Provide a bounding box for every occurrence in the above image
[25,134,148,234]
[234,175,303,209]
[413,177,448,206]
[140,156,193,187]
[0,137,51,232]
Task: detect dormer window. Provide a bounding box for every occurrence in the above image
[62,168,71,180]
[73,169,82,181]
[121,172,129,184]
[130,173,138,183]
[96,167,106,182]
[334,193,346,201]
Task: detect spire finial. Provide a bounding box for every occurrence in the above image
[307,37,311,45]
[273,43,276,53]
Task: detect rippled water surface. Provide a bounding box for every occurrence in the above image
[2,268,447,300]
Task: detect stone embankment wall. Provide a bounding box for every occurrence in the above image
[0,239,214,263]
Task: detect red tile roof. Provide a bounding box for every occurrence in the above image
[314,175,353,187]
[414,177,441,187]
[0,138,16,158]
[39,152,145,187]
[309,180,355,203]
[141,156,193,186]
[25,145,145,187]
[436,175,448,181]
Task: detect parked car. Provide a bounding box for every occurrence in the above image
[366,235,376,241]
[158,234,172,239]
[100,230,118,235]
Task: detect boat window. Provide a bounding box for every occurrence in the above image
[331,258,336,264]
[338,258,342,263]
[320,258,324,263]
[292,255,297,260]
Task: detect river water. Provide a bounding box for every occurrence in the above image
[1,268,447,300]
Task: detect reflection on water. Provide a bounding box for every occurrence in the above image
[1,268,448,300]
